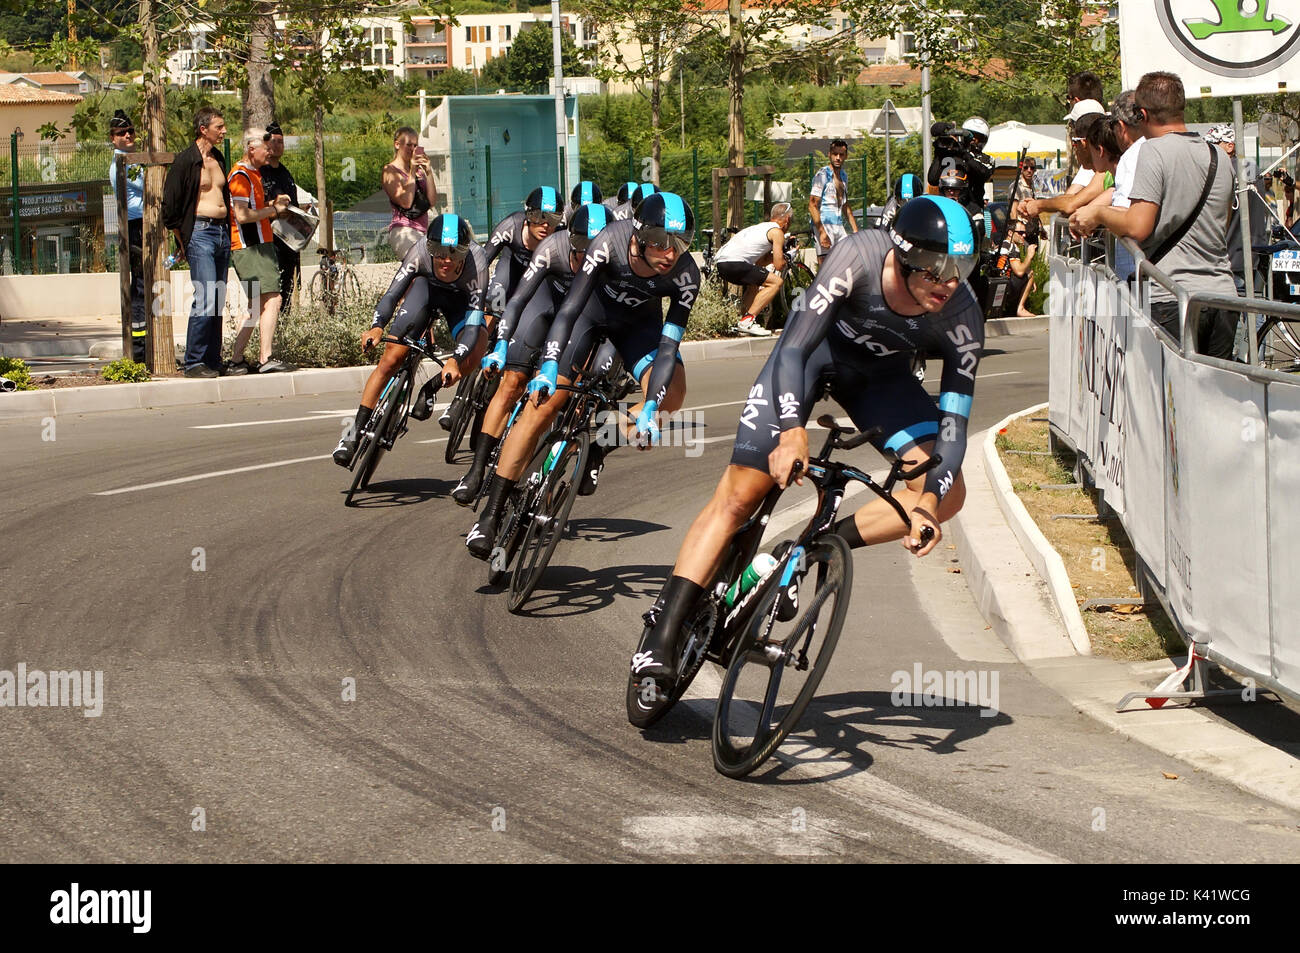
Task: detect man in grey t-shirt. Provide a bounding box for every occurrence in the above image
[1068,71,1237,360]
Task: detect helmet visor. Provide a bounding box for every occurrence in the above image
[903,246,976,282]
[429,241,469,262]
[639,225,692,255]
[525,209,563,228]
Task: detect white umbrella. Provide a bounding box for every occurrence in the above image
[984,120,1069,161]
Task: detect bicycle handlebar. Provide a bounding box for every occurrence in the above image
[377,334,445,366]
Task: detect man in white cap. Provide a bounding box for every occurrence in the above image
[1063,98,1106,191]
[1206,122,1272,299]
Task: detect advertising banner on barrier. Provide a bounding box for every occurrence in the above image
[1048,258,1074,438]
[1079,268,1127,514]
[1122,308,1168,588]
[1070,265,1098,460]
[1120,1,1300,99]
[1266,380,1300,697]
[1166,359,1271,674]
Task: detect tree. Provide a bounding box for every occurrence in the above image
[477,19,588,92]
[583,0,690,182]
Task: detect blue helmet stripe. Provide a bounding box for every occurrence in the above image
[641,183,657,197]
[441,214,460,246]
[586,203,608,237]
[927,195,975,256]
[580,181,594,204]
[901,176,916,200]
[661,192,687,233]
[540,186,558,212]
[624,180,638,199]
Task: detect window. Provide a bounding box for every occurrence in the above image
[485,25,491,41]
[465,25,490,43]
[504,25,511,41]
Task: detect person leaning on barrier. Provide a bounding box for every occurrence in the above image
[713,202,794,337]
[1020,113,1108,222]
[108,110,146,363]
[1068,71,1238,361]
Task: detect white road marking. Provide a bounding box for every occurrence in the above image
[96,455,334,495]
[620,814,856,856]
[924,370,1021,384]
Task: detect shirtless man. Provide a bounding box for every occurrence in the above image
[163,106,234,377]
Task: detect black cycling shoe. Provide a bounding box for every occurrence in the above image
[466,519,495,560]
[439,394,465,432]
[452,467,484,506]
[409,380,438,421]
[578,443,607,496]
[332,434,358,467]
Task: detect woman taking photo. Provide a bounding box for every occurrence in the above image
[384,126,438,258]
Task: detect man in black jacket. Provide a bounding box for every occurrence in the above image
[259,121,302,315]
[162,106,232,378]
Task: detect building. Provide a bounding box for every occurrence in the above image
[0,72,87,96]
[0,83,83,143]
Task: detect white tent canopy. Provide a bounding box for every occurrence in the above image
[768,107,923,141]
[984,120,1068,160]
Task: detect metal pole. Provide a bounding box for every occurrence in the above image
[691,146,699,248]
[751,149,757,225]
[884,103,892,195]
[628,147,634,183]
[921,64,932,182]
[679,55,685,150]
[551,0,566,186]
[558,144,566,197]
[10,132,20,274]
[1235,98,1259,361]
[485,144,493,233]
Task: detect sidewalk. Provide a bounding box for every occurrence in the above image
[950,413,1300,813]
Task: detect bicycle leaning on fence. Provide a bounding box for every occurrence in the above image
[310,245,366,314]
[627,413,940,779]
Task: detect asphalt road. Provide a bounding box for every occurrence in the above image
[2,331,1298,862]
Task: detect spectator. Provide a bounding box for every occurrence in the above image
[107,109,146,363]
[1096,90,1147,280]
[1021,113,1108,221]
[162,105,232,379]
[809,138,858,260]
[1205,123,1272,297]
[1067,71,1105,111]
[1069,71,1238,360]
[713,202,794,337]
[226,127,294,374]
[259,121,302,315]
[383,126,437,259]
[1006,157,1038,209]
[1005,218,1040,317]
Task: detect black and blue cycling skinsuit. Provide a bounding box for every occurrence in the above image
[491,228,604,374]
[372,240,489,363]
[538,217,699,406]
[732,228,982,502]
[484,195,558,316]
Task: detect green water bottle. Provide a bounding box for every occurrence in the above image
[541,440,565,476]
[724,552,779,608]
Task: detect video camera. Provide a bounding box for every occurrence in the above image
[931,121,975,155]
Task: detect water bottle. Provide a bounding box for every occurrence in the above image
[541,440,566,476]
[163,252,180,269]
[723,552,779,608]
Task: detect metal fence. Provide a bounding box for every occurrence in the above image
[1046,216,1300,706]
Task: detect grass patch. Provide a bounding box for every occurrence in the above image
[995,413,1183,661]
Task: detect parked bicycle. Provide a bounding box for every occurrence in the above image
[310,245,366,314]
[1254,239,1300,371]
[768,229,816,331]
[342,333,443,506]
[627,413,939,779]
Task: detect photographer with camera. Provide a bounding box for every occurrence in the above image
[928,117,994,204]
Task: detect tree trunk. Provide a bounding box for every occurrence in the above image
[726,0,745,230]
[650,34,662,183]
[139,0,175,375]
[243,3,276,130]
[314,101,331,251]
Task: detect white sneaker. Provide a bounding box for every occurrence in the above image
[737,317,772,337]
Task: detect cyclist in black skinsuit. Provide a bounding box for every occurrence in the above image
[465,192,699,560]
[878,173,924,232]
[564,180,603,224]
[450,202,612,505]
[332,213,488,467]
[631,196,984,683]
[436,186,564,432]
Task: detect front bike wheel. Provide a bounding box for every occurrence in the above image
[625,597,718,729]
[507,430,589,613]
[1259,317,1300,371]
[712,534,852,778]
[345,370,406,505]
[444,370,479,464]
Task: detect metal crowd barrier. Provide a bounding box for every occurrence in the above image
[1046,215,1299,708]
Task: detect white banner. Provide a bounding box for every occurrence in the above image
[1120,1,1300,99]
[1048,257,1074,439]
[1266,380,1300,697]
[1079,268,1127,514]
[1121,297,1168,588]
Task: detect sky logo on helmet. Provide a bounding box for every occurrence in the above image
[587,204,608,235]
[540,186,558,212]
[950,239,974,254]
[441,214,461,247]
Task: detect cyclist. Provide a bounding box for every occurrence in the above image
[451,202,611,505]
[878,173,923,232]
[608,181,655,221]
[332,213,487,467]
[465,192,699,560]
[631,196,983,683]
[436,186,563,431]
[564,180,603,224]
[712,202,794,337]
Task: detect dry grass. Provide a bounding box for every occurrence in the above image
[995,414,1183,661]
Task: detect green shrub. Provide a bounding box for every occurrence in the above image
[1025,250,1050,315]
[683,277,740,341]
[0,356,34,390]
[100,358,152,383]
[228,289,387,368]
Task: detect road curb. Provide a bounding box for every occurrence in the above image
[952,408,1300,814]
[0,338,779,420]
[984,316,1047,337]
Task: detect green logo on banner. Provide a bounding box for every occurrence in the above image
[1156,0,1300,77]
[1185,0,1290,39]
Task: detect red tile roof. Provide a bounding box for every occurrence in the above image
[0,85,83,104]
[3,71,82,87]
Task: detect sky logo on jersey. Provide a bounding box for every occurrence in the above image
[808,267,854,314]
[739,383,768,430]
[441,214,462,247]
[946,324,979,381]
